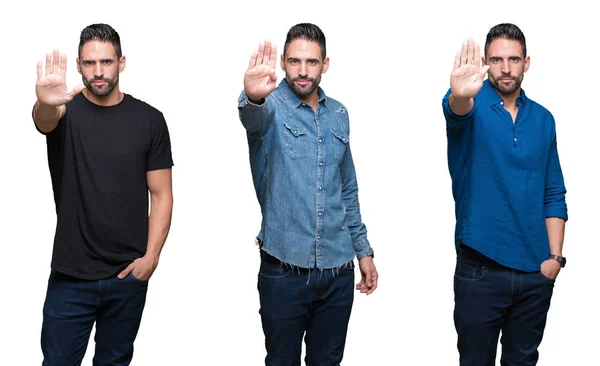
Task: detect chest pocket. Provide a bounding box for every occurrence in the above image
[283,122,308,159]
[332,131,349,162]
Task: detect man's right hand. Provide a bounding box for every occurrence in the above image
[243,41,278,103]
[450,39,489,99]
[36,49,85,107]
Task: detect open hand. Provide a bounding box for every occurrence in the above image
[36,49,85,106]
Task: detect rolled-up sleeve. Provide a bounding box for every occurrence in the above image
[544,127,568,221]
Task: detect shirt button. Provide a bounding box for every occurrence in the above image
[318,212,323,216]
[319,186,323,190]
[500,101,504,105]
[514,138,517,142]
[318,139,323,143]
[319,162,323,166]
[317,235,321,239]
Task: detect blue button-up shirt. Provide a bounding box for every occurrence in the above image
[238,80,373,269]
[442,80,568,272]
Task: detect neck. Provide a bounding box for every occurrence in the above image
[301,91,319,112]
[82,86,123,107]
[500,90,520,109]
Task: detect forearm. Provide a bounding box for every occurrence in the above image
[448,94,474,116]
[546,217,565,256]
[33,100,63,132]
[145,192,173,260]
[238,92,273,136]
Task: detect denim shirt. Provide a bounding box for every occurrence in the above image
[237,79,373,269]
[442,80,568,272]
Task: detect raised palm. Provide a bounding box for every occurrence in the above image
[450,39,490,99]
[36,49,84,106]
[244,41,278,101]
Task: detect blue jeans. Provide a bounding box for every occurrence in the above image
[41,270,149,366]
[257,249,355,366]
[454,244,555,366]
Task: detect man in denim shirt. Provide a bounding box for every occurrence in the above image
[237,23,378,365]
[442,23,568,365]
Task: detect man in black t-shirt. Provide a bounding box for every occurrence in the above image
[32,23,174,366]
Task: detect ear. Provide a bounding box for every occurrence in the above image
[321,56,330,74]
[76,58,82,74]
[118,56,126,73]
[481,56,486,65]
[524,55,530,72]
[280,54,285,71]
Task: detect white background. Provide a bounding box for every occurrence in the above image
[1,0,597,364]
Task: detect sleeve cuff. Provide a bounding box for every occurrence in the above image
[354,238,374,259]
[545,206,568,222]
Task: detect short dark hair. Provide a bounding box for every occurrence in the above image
[484,23,527,58]
[283,23,326,60]
[78,23,122,58]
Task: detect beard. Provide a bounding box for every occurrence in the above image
[83,74,119,97]
[285,73,321,99]
[489,72,523,95]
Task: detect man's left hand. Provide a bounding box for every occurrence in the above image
[540,258,561,280]
[118,254,159,281]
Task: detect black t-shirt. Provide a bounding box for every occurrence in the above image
[36,93,174,280]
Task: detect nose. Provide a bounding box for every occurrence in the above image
[299,61,308,76]
[94,63,103,77]
[501,59,511,74]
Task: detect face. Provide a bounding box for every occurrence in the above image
[280,39,329,100]
[484,38,530,95]
[77,40,125,97]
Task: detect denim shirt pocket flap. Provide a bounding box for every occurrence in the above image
[332,131,349,144]
[283,122,307,137]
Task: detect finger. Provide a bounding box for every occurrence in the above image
[37,60,43,80]
[263,41,272,66]
[267,43,277,67]
[256,41,266,66]
[474,42,481,67]
[366,271,373,287]
[453,50,461,70]
[247,50,258,70]
[45,52,52,75]
[460,40,468,67]
[269,68,277,82]
[58,52,67,77]
[52,49,60,75]
[467,38,474,65]
[118,263,134,279]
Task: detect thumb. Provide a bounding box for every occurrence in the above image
[477,65,490,82]
[69,83,86,97]
[118,263,134,279]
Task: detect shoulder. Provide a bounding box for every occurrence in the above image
[124,94,165,119]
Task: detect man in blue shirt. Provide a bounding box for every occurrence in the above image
[442,23,568,365]
[237,23,378,365]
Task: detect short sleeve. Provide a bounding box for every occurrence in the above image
[146,113,174,171]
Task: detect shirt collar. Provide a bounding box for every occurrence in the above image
[279,79,328,109]
[480,79,528,107]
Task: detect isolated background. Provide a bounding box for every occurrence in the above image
[1,0,597,364]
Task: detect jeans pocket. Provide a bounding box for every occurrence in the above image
[539,271,556,283]
[259,256,292,279]
[454,259,486,281]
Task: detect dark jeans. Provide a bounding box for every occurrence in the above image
[454,244,555,366]
[257,250,355,366]
[41,270,149,366]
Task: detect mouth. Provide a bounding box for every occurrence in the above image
[295,80,311,87]
[499,78,514,82]
[92,81,107,87]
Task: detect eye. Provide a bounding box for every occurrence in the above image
[308,60,318,66]
[103,60,113,65]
